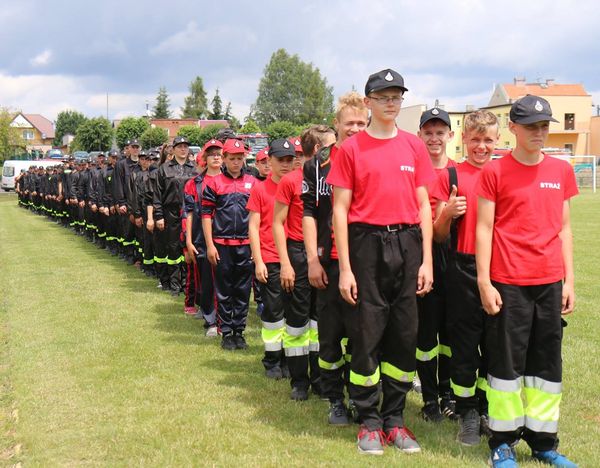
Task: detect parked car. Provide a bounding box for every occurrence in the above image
[72,151,90,161]
[46,149,64,159]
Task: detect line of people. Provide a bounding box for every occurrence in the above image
[14,68,578,468]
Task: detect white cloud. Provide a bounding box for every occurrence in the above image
[30,49,53,67]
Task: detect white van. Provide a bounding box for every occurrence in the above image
[1,160,58,191]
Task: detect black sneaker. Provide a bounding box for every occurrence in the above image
[290,387,309,401]
[441,397,459,421]
[281,365,291,379]
[420,401,443,423]
[480,413,492,438]
[265,366,283,380]
[233,333,248,350]
[328,400,350,426]
[221,334,237,351]
[348,399,361,424]
[457,409,481,446]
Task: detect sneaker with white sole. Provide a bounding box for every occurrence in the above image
[205,325,219,337]
[489,443,518,467]
[386,426,421,454]
[457,409,480,446]
[357,425,385,455]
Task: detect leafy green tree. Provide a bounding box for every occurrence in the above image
[181,76,208,119]
[115,117,150,149]
[140,126,168,149]
[71,117,113,152]
[208,89,223,120]
[0,108,24,163]
[177,125,204,146]
[264,120,297,143]
[53,110,87,146]
[239,118,261,134]
[223,102,240,131]
[152,86,171,119]
[198,124,226,146]
[253,48,334,127]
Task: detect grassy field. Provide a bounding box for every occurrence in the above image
[0,192,599,467]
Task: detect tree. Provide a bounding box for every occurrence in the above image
[177,125,204,146]
[71,117,113,152]
[223,102,240,132]
[239,118,261,134]
[208,89,223,120]
[264,121,297,143]
[115,117,150,149]
[152,86,171,119]
[198,124,226,146]
[181,76,208,119]
[53,110,87,147]
[253,48,334,127]
[140,126,168,149]
[0,108,24,163]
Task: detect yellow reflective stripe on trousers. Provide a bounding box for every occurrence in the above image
[319,357,345,371]
[283,324,309,355]
[416,344,439,362]
[154,256,168,264]
[166,256,184,265]
[381,362,415,383]
[350,366,380,387]
[308,319,319,352]
[451,379,476,398]
[262,320,284,352]
[487,375,524,432]
[523,376,561,433]
[143,258,154,265]
[477,376,488,392]
[439,344,452,358]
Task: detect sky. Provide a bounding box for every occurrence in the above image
[1,0,599,123]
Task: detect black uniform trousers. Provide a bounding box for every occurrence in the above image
[447,252,488,416]
[317,260,356,402]
[347,224,422,431]
[487,281,563,452]
[261,263,285,370]
[153,225,170,289]
[195,255,216,326]
[416,240,451,405]
[214,243,253,336]
[164,207,185,292]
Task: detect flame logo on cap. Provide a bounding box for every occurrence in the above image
[283,141,290,148]
[384,72,394,81]
[294,139,300,145]
[235,141,240,147]
[265,150,268,155]
[432,108,439,115]
[534,101,543,112]
[211,140,216,144]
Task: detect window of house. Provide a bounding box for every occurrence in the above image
[456,119,461,127]
[564,143,573,153]
[456,146,461,153]
[564,113,575,131]
[22,130,34,140]
[505,141,510,147]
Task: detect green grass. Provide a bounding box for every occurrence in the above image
[0,193,599,467]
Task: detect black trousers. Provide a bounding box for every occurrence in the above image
[195,255,216,326]
[153,225,170,289]
[416,240,451,405]
[164,208,185,292]
[447,252,488,415]
[214,243,252,335]
[317,260,355,402]
[347,224,422,431]
[487,281,563,452]
[261,263,285,370]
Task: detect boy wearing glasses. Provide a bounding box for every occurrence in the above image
[328,69,435,455]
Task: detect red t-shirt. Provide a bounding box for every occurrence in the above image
[246,175,282,263]
[327,130,436,225]
[275,169,304,241]
[430,161,482,255]
[428,159,457,220]
[477,153,578,285]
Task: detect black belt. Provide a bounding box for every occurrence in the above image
[352,222,419,232]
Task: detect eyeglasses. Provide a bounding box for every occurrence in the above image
[369,95,404,105]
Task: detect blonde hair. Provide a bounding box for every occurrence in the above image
[300,125,335,156]
[464,110,498,134]
[335,91,368,121]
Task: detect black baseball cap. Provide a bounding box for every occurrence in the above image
[172,136,190,147]
[129,138,141,147]
[108,149,119,157]
[420,108,451,129]
[365,69,408,95]
[139,149,149,158]
[510,95,558,124]
[269,138,296,158]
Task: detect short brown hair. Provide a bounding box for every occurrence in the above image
[300,125,335,156]
[464,110,498,134]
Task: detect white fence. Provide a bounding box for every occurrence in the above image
[557,155,597,193]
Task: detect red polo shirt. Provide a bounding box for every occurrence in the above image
[275,169,304,241]
[246,175,282,263]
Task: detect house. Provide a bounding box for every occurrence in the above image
[10,113,55,152]
[487,78,593,154]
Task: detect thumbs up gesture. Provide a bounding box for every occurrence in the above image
[446,185,467,219]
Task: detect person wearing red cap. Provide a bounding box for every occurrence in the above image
[153,136,197,296]
[289,136,304,170]
[302,91,368,424]
[202,138,257,350]
[476,95,578,468]
[254,148,271,181]
[327,69,435,455]
[184,139,223,335]
[273,126,336,400]
[247,139,294,379]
